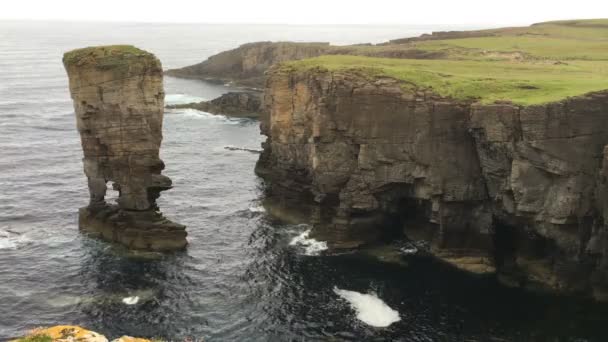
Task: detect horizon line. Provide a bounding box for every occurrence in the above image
[0,17,554,28]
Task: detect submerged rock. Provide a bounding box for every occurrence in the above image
[167,91,263,118]
[63,45,187,251]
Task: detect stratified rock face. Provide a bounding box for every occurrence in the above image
[63,45,186,251]
[256,67,608,299]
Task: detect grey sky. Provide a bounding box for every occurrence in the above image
[1,0,606,25]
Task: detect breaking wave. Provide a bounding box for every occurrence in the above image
[289,229,328,256]
[333,287,400,327]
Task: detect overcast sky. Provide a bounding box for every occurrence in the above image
[1,0,606,26]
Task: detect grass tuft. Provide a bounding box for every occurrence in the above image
[14,334,53,342]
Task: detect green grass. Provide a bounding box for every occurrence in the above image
[410,20,608,61]
[418,36,608,61]
[283,19,608,105]
[14,334,53,342]
[63,45,155,70]
[284,55,608,105]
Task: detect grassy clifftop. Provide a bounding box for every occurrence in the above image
[285,19,608,105]
[63,45,158,70]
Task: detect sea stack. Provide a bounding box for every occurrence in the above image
[63,45,187,251]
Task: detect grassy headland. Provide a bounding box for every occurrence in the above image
[284,19,608,105]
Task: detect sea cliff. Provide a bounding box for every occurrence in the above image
[255,60,608,299]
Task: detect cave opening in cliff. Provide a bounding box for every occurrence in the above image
[372,183,435,243]
[492,221,519,270]
[492,220,556,279]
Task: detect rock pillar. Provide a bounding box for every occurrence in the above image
[63,45,186,251]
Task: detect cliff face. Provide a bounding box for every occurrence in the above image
[256,67,608,298]
[165,42,332,88]
[63,45,187,251]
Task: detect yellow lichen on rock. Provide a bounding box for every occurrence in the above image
[15,325,108,342]
[13,326,154,342]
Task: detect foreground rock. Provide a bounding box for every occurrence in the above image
[63,45,187,251]
[256,66,608,299]
[167,91,263,118]
[13,325,151,342]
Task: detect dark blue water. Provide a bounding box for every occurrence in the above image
[1,20,608,341]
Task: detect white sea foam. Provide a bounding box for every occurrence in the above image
[172,109,243,125]
[164,93,206,105]
[248,205,266,213]
[0,229,30,250]
[289,229,328,256]
[122,296,140,305]
[333,287,401,327]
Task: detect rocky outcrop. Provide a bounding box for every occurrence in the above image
[166,91,263,118]
[13,325,152,342]
[63,45,187,251]
[165,42,332,88]
[256,67,608,299]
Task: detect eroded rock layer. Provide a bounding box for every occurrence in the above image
[256,67,608,299]
[63,45,186,251]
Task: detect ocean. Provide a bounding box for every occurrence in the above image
[1,20,607,341]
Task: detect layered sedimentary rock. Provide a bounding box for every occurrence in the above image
[63,45,186,251]
[166,91,263,118]
[256,67,608,299]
